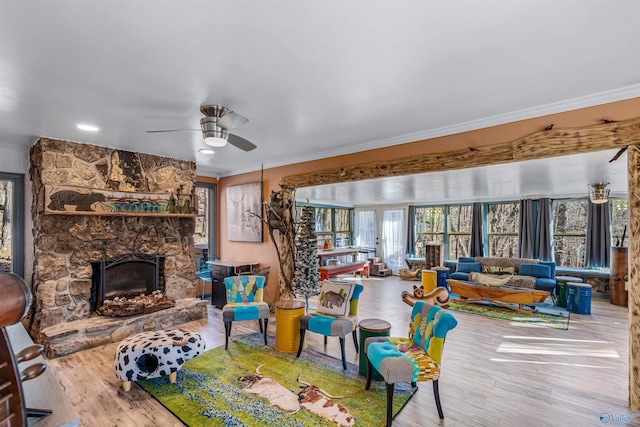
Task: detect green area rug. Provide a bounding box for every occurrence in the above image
[448,299,570,330]
[138,333,416,426]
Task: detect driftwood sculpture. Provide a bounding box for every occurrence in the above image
[398,267,421,281]
[265,189,296,300]
[401,286,450,308]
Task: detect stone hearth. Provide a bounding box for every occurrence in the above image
[40,298,208,358]
[28,138,206,355]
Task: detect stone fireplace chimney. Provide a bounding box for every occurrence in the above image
[28,138,206,357]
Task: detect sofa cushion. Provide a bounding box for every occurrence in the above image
[456,262,482,274]
[519,263,552,279]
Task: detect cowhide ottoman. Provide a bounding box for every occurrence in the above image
[114,328,205,391]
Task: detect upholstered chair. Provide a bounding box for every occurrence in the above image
[222,275,269,350]
[296,281,364,370]
[365,301,458,426]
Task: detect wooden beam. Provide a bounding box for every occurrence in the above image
[628,144,640,411]
[280,116,640,189]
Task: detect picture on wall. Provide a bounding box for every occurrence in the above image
[226,182,263,242]
[44,185,197,216]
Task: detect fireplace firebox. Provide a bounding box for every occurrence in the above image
[91,254,165,313]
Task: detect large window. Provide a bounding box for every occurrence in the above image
[488,203,519,258]
[448,205,472,260]
[553,199,587,268]
[297,205,353,249]
[611,199,629,246]
[415,206,445,257]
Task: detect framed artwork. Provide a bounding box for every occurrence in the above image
[226,182,263,242]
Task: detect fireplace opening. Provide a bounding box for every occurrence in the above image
[91,254,165,313]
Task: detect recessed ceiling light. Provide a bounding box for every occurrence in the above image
[77,124,99,132]
[199,148,215,154]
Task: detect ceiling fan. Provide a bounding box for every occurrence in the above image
[147,105,257,151]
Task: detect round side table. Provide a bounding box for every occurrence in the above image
[555,275,583,308]
[359,318,391,380]
[275,300,306,353]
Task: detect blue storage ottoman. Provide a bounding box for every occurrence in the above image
[567,282,592,315]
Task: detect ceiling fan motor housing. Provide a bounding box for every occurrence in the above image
[200,117,229,141]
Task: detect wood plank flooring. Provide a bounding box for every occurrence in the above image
[41,276,638,427]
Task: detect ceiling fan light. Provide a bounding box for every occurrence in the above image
[204,136,228,147]
[589,182,610,204]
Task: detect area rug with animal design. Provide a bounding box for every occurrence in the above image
[137,333,417,426]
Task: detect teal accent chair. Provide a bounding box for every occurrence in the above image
[222,275,269,350]
[365,301,458,426]
[296,282,364,370]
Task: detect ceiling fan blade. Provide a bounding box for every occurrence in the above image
[218,111,249,130]
[146,129,200,133]
[228,134,257,151]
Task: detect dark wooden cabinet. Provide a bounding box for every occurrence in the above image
[209,261,257,308]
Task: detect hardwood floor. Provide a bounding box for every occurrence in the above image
[43,276,637,427]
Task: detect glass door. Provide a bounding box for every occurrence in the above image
[354,206,407,272]
[0,174,24,277]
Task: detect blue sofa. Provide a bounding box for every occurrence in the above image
[450,257,557,294]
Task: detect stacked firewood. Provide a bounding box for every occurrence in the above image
[97,290,175,317]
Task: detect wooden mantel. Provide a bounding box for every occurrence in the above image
[280,116,640,189]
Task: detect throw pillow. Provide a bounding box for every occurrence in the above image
[317,281,355,317]
[482,265,516,275]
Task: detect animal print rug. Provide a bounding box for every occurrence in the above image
[137,333,417,426]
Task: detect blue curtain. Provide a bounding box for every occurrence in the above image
[585,201,611,267]
[518,199,534,258]
[406,205,416,256]
[470,202,484,257]
[535,198,553,261]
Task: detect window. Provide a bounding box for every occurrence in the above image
[448,204,472,260]
[610,199,629,246]
[298,205,353,249]
[194,183,216,268]
[414,206,444,257]
[334,209,351,247]
[488,202,519,258]
[553,199,587,268]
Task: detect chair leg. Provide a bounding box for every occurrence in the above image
[224,321,232,350]
[296,329,306,358]
[263,319,268,345]
[259,318,264,334]
[339,337,347,370]
[433,379,444,419]
[352,329,359,353]
[324,335,328,346]
[386,382,395,427]
[365,359,373,390]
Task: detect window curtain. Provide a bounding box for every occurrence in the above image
[585,201,611,268]
[470,202,484,257]
[354,209,376,249]
[518,199,534,258]
[406,205,416,256]
[381,208,406,271]
[535,198,553,261]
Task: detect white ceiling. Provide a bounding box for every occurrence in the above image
[1,1,639,205]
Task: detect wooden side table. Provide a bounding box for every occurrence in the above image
[359,318,391,380]
[275,300,306,353]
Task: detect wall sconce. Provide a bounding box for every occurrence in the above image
[589,182,610,204]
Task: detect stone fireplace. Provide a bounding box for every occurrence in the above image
[28,138,207,357]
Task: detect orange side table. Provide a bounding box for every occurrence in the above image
[275,300,306,353]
